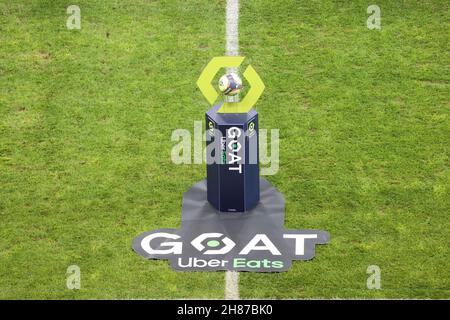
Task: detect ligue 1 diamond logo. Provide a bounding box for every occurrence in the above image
[132,56,330,272]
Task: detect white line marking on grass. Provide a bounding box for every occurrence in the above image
[225,0,240,103]
[226,0,239,56]
[225,270,240,299]
[224,0,241,299]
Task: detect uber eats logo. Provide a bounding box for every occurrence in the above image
[133,228,329,272]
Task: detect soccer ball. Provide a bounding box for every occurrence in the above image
[218,73,242,96]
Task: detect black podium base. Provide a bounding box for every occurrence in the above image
[181,178,284,227]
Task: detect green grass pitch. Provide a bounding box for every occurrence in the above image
[0,0,448,299]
